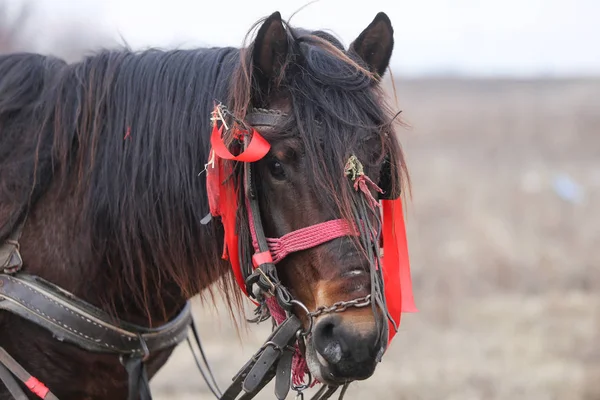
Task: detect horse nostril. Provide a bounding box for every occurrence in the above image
[323,340,342,364]
[313,316,345,365]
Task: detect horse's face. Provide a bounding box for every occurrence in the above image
[245,12,398,385]
[254,138,383,384]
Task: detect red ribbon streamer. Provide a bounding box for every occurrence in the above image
[206,154,246,293]
[382,198,417,344]
[206,118,270,295]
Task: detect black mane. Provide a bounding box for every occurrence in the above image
[0,53,66,238]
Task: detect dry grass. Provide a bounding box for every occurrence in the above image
[151,78,600,400]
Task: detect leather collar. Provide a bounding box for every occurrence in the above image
[0,272,191,358]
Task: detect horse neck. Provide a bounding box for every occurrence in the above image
[15,179,225,327]
[14,50,239,327]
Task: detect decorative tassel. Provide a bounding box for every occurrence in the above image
[353,174,383,209]
[344,155,383,210]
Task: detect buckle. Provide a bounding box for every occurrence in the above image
[0,240,23,274]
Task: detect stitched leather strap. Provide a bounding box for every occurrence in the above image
[218,316,302,400]
[0,273,191,357]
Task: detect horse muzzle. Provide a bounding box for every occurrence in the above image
[305,314,382,384]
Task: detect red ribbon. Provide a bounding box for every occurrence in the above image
[382,198,417,344]
[206,118,270,295]
[210,123,270,162]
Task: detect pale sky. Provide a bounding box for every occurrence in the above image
[8,0,600,76]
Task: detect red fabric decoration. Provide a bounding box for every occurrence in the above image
[206,115,271,294]
[381,198,417,344]
[210,123,270,162]
[206,151,246,292]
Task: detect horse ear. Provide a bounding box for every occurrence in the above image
[252,11,289,84]
[350,12,394,78]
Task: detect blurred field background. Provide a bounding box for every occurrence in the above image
[1,1,598,399]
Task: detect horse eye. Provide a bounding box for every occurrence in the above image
[267,158,286,180]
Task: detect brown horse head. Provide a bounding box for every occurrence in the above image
[227,11,408,385]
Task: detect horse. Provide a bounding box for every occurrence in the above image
[0,10,414,400]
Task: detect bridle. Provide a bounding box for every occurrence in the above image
[0,105,397,400]
[202,104,394,400]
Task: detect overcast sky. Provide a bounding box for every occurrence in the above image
[9,0,600,76]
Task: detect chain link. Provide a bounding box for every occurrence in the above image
[307,294,372,319]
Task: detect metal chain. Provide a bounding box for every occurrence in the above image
[307,295,372,319]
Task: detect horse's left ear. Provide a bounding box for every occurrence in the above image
[350,12,394,78]
[252,11,289,84]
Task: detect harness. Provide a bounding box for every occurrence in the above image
[0,271,193,400]
[0,104,416,400]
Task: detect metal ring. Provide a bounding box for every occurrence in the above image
[291,368,313,392]
[289,299,314,337]
[262,341,284,354]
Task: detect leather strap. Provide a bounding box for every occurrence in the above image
[243,161,293,309]
[219,316,301,400]
[0,347,59,400]
[0,363,28,400]
[274,347,294,400]
[187,318,223,398]
[244,110,286,128]
[0,273,192,357]
[122,356,152,400]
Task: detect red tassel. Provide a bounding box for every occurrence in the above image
[353,174,383,209]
